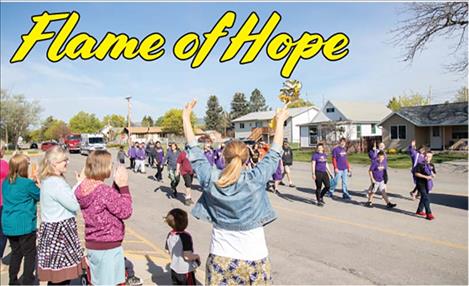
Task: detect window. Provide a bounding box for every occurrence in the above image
[240,123,245,129]
[356,125,361,138]
[391,125,406,140]
[452,126,468,139]
[432,127,440,137]
[326,107,335,113]
[283,120,288,127]
[371,124,376,134]
[309,127,318,145]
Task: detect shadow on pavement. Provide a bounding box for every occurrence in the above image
[429,193,468,210]
[275,190,316,205]
[145,254,171,285]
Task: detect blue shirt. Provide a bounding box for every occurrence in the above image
[187,142,283,231]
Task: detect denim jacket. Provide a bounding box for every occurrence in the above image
[186,141,283,231]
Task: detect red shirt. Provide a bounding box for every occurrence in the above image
[177,151,193,175]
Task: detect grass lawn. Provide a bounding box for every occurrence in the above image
[293,149,467,169]
[5,149,40,156]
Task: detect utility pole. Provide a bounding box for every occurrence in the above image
[125,96,132,147]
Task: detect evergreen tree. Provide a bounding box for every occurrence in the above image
[249,89,269,112]
[141,115,154,127]
[204,95,224,132]
[230,92,249,120]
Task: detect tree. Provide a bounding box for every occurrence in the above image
[392,2,468,73]
[0,89,42,146]
[154,116,164,126]
[453,86,468,102]
[69,111,103,133]
[141,115,154,127]
[387,92,430,111]
[249,89,270,112]
[160,109,196,135]
[204,95,224,132]
[230,92,249,120]
[103,114,126,127]
[287,98,314,108]
[220,111,232,137]
[44,120,70,141]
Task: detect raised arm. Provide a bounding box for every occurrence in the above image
[183,100,213,188]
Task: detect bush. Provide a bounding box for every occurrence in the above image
[387,148,398,155]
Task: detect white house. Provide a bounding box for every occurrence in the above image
[299,101,392,148]
[232,106,319,143]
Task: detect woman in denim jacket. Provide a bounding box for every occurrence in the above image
[182,100,288,285]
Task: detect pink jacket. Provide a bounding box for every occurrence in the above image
[75,179,132,250]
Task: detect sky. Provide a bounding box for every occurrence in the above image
[1,1,467,125]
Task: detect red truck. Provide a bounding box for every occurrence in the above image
[65,134,81,153]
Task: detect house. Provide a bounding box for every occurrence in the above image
[299,100,392,148]
[379,102,468,150]
[232,106,319,143]
[123,127,164,143]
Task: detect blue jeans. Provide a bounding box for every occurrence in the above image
[330,169,351,198]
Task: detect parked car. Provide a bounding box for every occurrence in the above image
[41,141,58,152]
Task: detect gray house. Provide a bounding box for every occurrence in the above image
[379,102,468,150]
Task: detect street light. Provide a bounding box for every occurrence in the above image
[125,96,132,147]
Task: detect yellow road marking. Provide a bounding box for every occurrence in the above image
[273,204,468,250]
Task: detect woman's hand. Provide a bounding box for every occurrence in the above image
[114,165,129,187]
[183,99,197,119]
[275,105,289,124]
[75,167,85,183]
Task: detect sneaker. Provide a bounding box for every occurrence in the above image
[386,202,397,209]
[416,211,426,216]
[325,192,333,198]
[409,191,416,200]
[342,195,352,200]
[317,201,324,207]
[126,275,143,286]
[426,213,435,220]
[279,181,286,186]
[319,199,326,205]
[172,191,178,198]
[288,184,296,188]
[184,199,191,206]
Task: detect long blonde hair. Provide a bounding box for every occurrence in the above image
[216,140,249,188]
[39,145,68,179]
[8,153,30,183]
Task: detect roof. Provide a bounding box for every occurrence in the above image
[232,106,318,123]
[124,127,162,134]
[329,100,392,122]
[380,102,468,127]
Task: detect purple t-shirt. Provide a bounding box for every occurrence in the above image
[312,152,328,173]
[370,160,387,182]
[128,147,137,159]
[204,149,215,166]
[332,146,349,171]
[214,148,225,170]
[135,148,146,160]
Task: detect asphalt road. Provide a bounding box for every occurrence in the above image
[2,149,468,285]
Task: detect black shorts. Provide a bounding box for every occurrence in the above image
[171,270,196,285]
[183,173,193,188]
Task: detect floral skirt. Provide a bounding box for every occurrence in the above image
[37,217,86,283]
[206,254,272,285]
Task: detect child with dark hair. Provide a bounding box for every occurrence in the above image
[164,208,200,285]
[366,151,396,209]
[414,152,436,220]
[408,140,426,200]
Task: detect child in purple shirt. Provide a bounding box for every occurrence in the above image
[203,142,215,166]
[408,140,426,200]
[365,151,396,208]
[214,143,225,170]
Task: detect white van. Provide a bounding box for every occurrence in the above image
[80,134,106,155]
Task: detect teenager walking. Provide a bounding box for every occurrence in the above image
[329,138,352,200]
[365,151,397,209]
[408,140,426,200]
[414,151,436,220]
[281,141,295,187]
[311,143,333,207]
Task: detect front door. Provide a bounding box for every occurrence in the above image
[430,126,442,150]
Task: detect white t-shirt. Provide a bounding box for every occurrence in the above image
[210,226,268,261]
